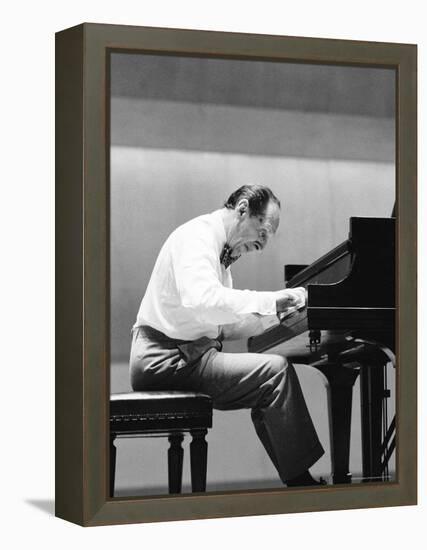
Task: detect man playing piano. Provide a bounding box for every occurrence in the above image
[130,184,325,487]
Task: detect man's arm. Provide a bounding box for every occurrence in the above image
[171,230,277,324]
[171,227,306,325]
[221,288,307,340]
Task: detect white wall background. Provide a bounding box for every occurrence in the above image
[1,1,425,549]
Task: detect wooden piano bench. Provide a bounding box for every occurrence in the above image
[109,391,213,496]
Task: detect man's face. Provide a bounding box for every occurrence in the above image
[228,199,280,257]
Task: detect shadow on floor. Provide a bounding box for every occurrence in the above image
[25,499,55,516]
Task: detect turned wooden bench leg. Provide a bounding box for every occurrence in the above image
[168,434,184,494]
[190,428,208,492]
[110,435,117,497]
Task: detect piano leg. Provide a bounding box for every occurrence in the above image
[360,362,385,482]
[312,363,359,484]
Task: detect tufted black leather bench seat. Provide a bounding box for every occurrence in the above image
[110,391,213,496]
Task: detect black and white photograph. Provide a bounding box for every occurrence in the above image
[109,51,396,498]
[3,0,423,541]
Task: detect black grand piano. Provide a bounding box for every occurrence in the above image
[248,217,396,484]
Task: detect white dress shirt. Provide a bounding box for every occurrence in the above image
[134,209,278,340]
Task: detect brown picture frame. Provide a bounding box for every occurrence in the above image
[55,23,417,526]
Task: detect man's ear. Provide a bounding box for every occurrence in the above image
[237,199,249,216]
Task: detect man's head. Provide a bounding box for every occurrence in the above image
[223,184,281,258]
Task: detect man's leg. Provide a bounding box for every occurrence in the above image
[187,349,324,483]
[129,329,324,483]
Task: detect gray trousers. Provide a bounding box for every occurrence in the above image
[129,325,324,481]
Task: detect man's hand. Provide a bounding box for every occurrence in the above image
[275,287,307,314]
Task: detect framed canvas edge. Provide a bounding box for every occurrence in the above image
[55,23,85,526]
[55,23,417,527]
